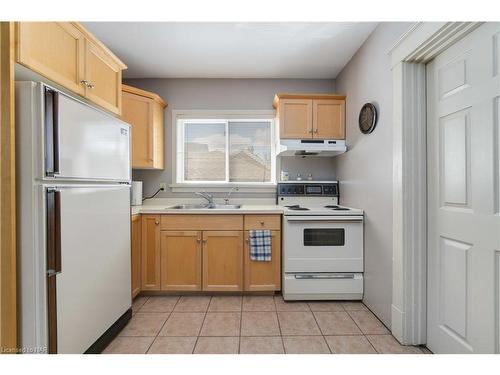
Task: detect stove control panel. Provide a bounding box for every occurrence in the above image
[277,182,339,197]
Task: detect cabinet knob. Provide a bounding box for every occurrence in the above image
[309,129,313,134]
[260,221,265,225]
[313,128,318,134]
[87,82,95,89]
[155,221,159,225]
[197,238,201,243]
[245,238,249,243]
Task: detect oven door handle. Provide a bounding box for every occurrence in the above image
[294,274,356,280]
[285,216,363,223]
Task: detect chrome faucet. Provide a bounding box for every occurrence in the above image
[223,187,239,205]
[195,191,215,207]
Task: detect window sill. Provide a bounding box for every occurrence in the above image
[169,183,277,194]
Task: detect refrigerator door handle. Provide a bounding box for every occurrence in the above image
[46,187,61,354]
[45,88,60,177]
[47,188,62,276]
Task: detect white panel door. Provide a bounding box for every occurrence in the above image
[55,185,131,353]
[427,22,500,354]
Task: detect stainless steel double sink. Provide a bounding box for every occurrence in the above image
[167,203,242,210]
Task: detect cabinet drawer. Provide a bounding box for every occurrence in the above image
[244,215,281,230]
[161,214,243,231]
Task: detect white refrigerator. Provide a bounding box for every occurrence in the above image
[16,81,132,354]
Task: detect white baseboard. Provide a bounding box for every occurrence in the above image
[391,304,405,344]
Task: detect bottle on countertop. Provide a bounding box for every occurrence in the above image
[296,173,302,181]
[280,170,290,181]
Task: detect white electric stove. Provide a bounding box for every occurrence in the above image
[278,181,364,301]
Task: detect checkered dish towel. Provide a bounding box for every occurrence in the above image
[249,229,272,261]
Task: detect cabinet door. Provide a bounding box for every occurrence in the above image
[161,231,202,291]
[122,92,154,168]
[244,231,281,291]
[16,22,85,95]
[152,101,165,169]
[202,231,243,291]
[279,98,313,139]
[141,215,161,290]
[312,99,345,139]
[84,39,122,115]
[131,215,142,298]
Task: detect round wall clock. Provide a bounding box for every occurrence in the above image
[358,103,378,134]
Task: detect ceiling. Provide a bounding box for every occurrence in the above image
[84,22,377,79]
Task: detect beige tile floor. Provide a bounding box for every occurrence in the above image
[103,295,430,354]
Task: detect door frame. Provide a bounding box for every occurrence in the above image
[389,22,482,345]
[0,22,17,353]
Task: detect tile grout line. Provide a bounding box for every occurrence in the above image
[345,305,391,346]
[239,297,244,353]
[273,296,286,354]
[144,295,180,354]
[365,335,380,354]
[309,309,332,354]
[192,296,211,354]
[344,303,380,354]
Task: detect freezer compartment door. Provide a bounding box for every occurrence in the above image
[45,86,131,181]
[51,185,131,353]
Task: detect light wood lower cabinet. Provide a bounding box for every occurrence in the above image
[131,215,142,298]
[141,215,161,290]
[244,230,281,291]
[135,214,281,293]
[202,231,243,292]
[161,231,202,291]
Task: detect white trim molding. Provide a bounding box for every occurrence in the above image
[390,22,482,345]
[391,62,427,345]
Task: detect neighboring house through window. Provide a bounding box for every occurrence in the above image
[175,112,276,187]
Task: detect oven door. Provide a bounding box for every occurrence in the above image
[283,215,363,273]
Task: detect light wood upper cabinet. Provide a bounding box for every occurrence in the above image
[313,99,345,139]
[131,215,142,298]
[141,215,161,290]
[84,39,123,115]
[160,231,202,291]
[202,231,243,292]
[122,85,167,170]
[277,98,313,139]
[16,22,85,96]
[274,93,346,140]
[15,22,126,115]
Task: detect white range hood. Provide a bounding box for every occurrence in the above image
[278,139,347,157]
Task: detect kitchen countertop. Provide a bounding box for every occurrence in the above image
[132,204,283,215]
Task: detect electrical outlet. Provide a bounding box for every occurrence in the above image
[159,182,167,191]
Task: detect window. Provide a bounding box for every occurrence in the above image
[176,116,276,185]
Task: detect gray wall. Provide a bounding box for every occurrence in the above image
[126,78,337,198]
[334,23,412,326]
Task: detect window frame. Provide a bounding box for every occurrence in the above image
[171,110,277,192]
